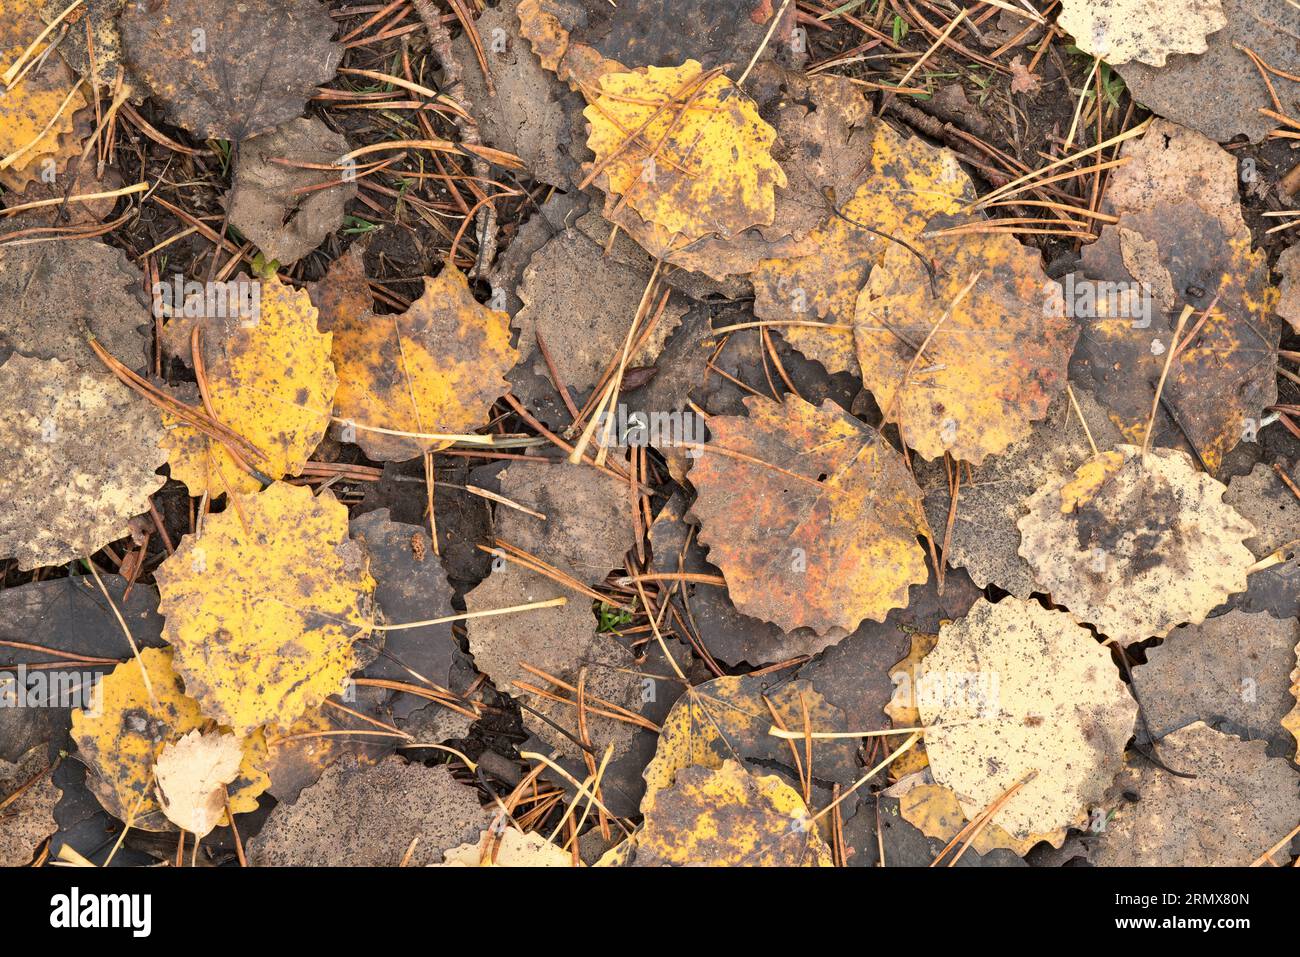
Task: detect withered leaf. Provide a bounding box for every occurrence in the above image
[153,729,244,838]
[689,394,929,635]
[0,356,166,570]
[1019,445,1256,645]
[0,745,57,866]
[120,0,343,141]
[155,483,375,734]
[1057,0,1225,67]
[855,233,1078,464]
[248,756,488,866]
[439,826,575,866]
[227,117,356,266]
[1095,721,1300,866]
[918,597,1137,842]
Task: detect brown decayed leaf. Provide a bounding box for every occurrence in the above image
[1115,0,1300,143]
[0,0,87,187]
[154,483,375,734]
[751,122,976,378]
[119,0,342,141]
[918,598,1137,842]
[493,459,637,581]
[439,826,575,866]
[227,117,356,266]
[330,264,515,462]
[0,356,166,570]
[1018,444,1255,645]
[1056,0,1225,67]
[1095,722,1300,866]
[161,273,336,496]
[0,161,123,233]
[247,755,488,866]
[583,60,786,246]
[153,729,244,837]
[689,394,929,635]
[513,228,685,394]
[0,745,58,866]
[632,760,832,867]
[69,647,269,830]
[1224,462,1300,557]
[0,238,151,371]
[1277,243,1300,334]
[40,0,126,87]
[1135,610,1299,745]
[855,234,1077,464]
[917,388,1122,598]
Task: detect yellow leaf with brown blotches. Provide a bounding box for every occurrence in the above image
[154,483,375,734]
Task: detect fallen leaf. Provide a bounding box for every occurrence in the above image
[895,777,1036,858]
[689,394,929,635]
[1018,444,1255,644]
[918,597,1137,842]
[153,729,243,837]
[1276,242,1300,333]
[330,263,515,462]
[582,60,786,245]
[69,647,269,830]
[751,122,976,378]
[1094,721,1300,866]
[161,273,337,497]
[119,0,343,141]
[0,745,58,866]
[439,825,576,866]
[1115,0,1300,143]
[855,233,1078,463]
[154,482,376,734]
[1056,0,1225,67]
[0,238,150,371]
[0,356,166,570]
[1007,55,1041,95]
[226,117,356,265]
[248,755,488,866]
[40,0,125,87]
[1224,462,1300,557]
[1135,609,1298,746]
[632,760,831,866]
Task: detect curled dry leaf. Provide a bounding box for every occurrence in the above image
[119,0,342,141]
[583,60,786,246]
[855,234,1077,464]
[161,274,336,497]
[513,228,685,395]
[248,755,488,866]
[69,647,269,831]
[1018,444,1255,645]
[1115,0,1300,143]
[153,729,244,838]
[918,598,1137,842]
[227,117,356,266]
[1095,722,1300,866]
[632,760,831,867]
[0,238,151,371]
[1135,609,1299,745]
[751,122,976,378]
[0,356,166,570]
[0,0,87,188]
[1056,0,1225,67]
[689,394,929,636]
[154,483,375,734]
[331,264,516,462]
[0,745,58,866]
[439,826,575,867]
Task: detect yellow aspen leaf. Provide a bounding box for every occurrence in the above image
[918,598,1137,842]
[854,234,1077,464]
[154,729,244,838]
[884,631,939,780]
[154,482,376,734]
[439,827,576,867]
[69,647,270,830]
[896,779,1040,858]
[160,274,337,497]
[330,264,517,461]
[751,123,976,378]
[1018,444,1255,645]
[689,394,929,635]
[634,760,832,867]
[583,60,786,245]
[0,0,87,186]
